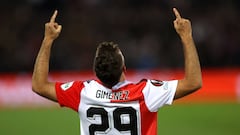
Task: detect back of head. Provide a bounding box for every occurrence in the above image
[94,42,124,88]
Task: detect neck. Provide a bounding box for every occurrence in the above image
[119,72,126,82]
[98,72,126,88]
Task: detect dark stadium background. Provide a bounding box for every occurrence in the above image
[0,1,240,135]
[0,0,239,72]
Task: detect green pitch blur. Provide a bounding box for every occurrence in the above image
[0,103,239,135]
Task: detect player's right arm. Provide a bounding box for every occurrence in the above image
[32,10,62,102]
[172,8,202,99]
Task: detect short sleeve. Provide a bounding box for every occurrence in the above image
[55,81,84,112]
[142,80,178,112]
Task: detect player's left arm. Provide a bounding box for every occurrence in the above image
[172,8,202,99]
[32,10,62,102]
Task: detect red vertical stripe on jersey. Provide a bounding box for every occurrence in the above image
[111,80,158,135]
[140,101,158,134]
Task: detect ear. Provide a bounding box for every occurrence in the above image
[122,65,127,73]
[93,67,96,76]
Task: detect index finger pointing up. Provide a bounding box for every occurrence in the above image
[50,10,58,23]
[173,8,181,19]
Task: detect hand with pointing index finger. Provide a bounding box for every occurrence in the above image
[173,8,192,39]
[44,10,62,40]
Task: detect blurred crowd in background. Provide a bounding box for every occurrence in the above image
[0,0,239,72]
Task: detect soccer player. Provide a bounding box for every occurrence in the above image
[32,8,202,135]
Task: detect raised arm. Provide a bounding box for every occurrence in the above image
[173,8,202,99]
[32,10,62,102]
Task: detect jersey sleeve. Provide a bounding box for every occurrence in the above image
[142,79,178,112]
[55,81,84,112]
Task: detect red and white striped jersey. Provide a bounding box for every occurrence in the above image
[56,79,178,135]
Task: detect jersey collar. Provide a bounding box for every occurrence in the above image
[112,80,132,90]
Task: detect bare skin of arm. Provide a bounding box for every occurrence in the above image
[32,10,62,102]
[32,8,202,102]
[172,8,202,99]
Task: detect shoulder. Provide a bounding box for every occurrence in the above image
[56,80,93,92]
[135,79,177,93]
[135,79,164,87]
[121,79,163,88]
